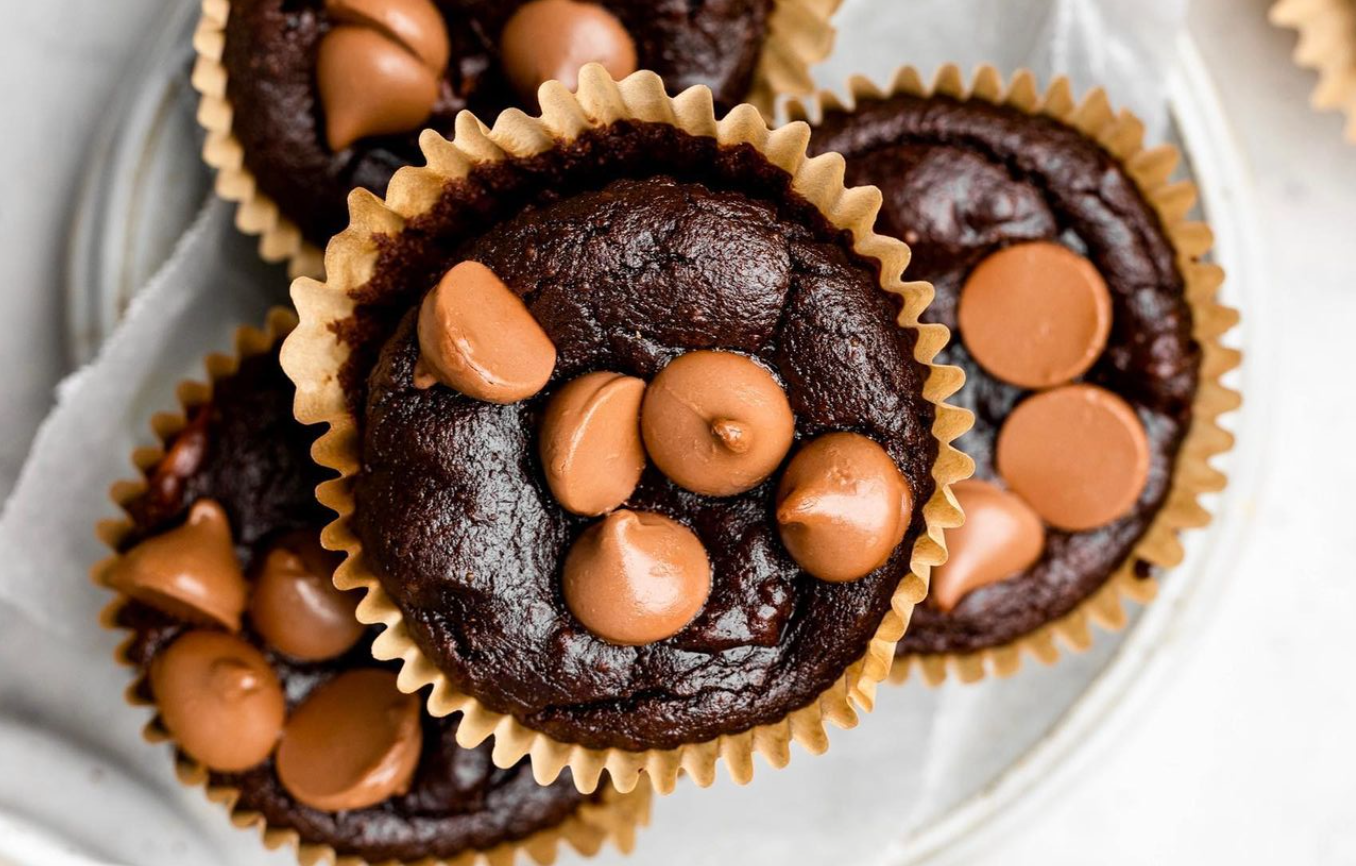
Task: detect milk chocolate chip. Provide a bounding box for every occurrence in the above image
[958,242,1113,390]
[150,630,285,772]
[776,432,913,583]
[108,499,248,631]
[142,407,209,524]
[328,0,450,70]
[500,0,638,101]
[996,384,1151,531]
[929,479,1045,612]
[563,510,712,646]
[248,534,364,662]
[415,261,557,403]
[641,351,795,497]
[540,371,647,516]
[318,0,450,151]
[276,669,423,812]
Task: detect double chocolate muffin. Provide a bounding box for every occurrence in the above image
[219,0,787,247]
[284,78,965,789]
[807,80,1228,663]
[356,161,935,750]
[98,331,643,863]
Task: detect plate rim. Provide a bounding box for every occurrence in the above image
[891,31,1269,865]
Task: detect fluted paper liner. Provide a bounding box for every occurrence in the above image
[191,0,325,279]
[747,0,843,117]
[280,65,972,794]
[91,309,650,866]
[189,0,840,279]
[1271,0,1356,142]
[790,65,1242,685]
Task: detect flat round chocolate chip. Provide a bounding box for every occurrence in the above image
[539,371,648,516]
[996,384,1150,531]
[500,0,637,100]
[958,241,1112,390]
[249,534,363,662]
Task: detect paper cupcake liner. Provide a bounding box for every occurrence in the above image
[747,0,843,118]
[788,65,1242,686]
[1271,0,1356,142]
[90,308,650,866]
[281,64,972,794]
[188,0,840,279]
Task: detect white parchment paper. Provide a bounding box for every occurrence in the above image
[0,1,1185,863]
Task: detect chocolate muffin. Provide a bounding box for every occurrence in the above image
[215,0,794,248]
[96,325,645,864]
[806,75,1236,667]
[356,166,935,751]
[283,77,967,790]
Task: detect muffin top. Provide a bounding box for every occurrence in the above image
[223,0,776,244]
[330,121,940,751]
[110,347,599,863]
[809,91,1201,655]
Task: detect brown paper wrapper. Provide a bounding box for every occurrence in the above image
[281,65,972,794]
[90,308,651,866]
[790,65,1242,685]
[188,0,840,279]
[1271,0,1356,142]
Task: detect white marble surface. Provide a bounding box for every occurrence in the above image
[0,0,1353,862]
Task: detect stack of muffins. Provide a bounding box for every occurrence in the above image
[93,1,1240,862]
